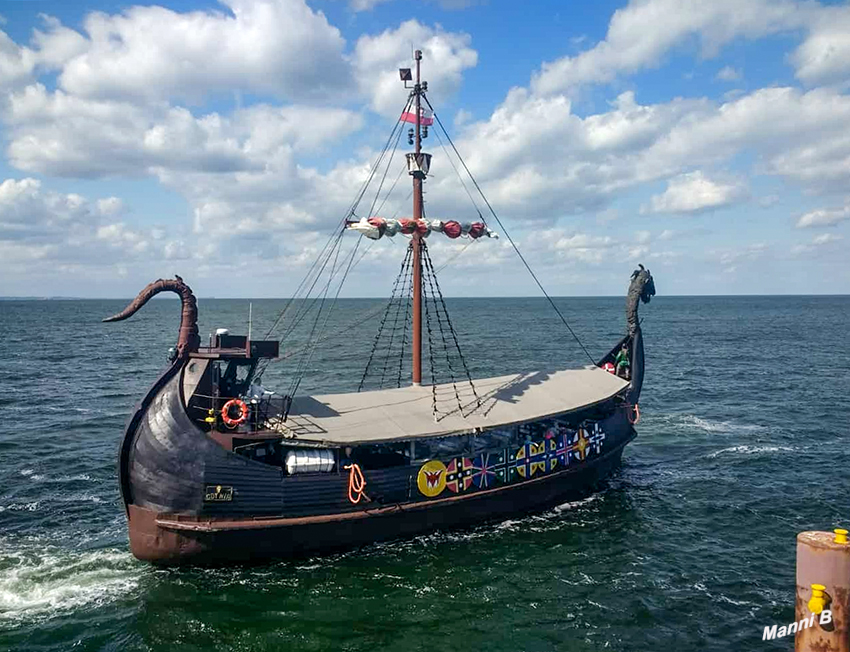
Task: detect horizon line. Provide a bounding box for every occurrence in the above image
[2,293,849,300]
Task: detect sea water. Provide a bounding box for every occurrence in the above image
[0,295,848,651]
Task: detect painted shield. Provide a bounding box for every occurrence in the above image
[573,428,590,462]
[586,422,606,456]
[513,442,548,479]
[555,430,576,467]
[538,437,560,473]
[446,457,475,492]
[417,459,447,497]
[471,451,508,489]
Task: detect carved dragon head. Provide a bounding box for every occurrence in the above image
[632,264,656,304]
[626,264,656,336]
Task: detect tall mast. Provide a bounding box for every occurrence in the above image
[411,49,424,386]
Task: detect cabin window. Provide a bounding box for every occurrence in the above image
[217,360,255,398]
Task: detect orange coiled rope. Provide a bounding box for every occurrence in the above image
[627,403,641,425]
[344,463,370,504]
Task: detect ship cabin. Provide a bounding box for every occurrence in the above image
[183,330,280,437]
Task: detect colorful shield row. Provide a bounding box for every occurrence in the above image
[416,422,606,498]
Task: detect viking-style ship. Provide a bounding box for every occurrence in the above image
[105,51,655,564]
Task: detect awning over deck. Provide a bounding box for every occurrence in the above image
[277,366,629,445]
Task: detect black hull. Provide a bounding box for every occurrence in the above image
[129,434,631,564]
[118,319,647,565]
[118,358,639,563]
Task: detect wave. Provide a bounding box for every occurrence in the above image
[659,414,767,435]
[707,445,794,459]
[553,493,602,512]
[0,502,40,513]
[17,470,101,484]
[0,544,139,627]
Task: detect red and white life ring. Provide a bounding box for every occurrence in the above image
[221,399,249,427]
[602,362,616,374]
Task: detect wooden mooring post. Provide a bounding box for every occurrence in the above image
[796,529,850,652]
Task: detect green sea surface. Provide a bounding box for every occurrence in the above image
[0,295,848,651]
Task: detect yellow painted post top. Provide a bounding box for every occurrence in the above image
[834,528,848,545]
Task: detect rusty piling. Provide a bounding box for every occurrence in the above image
[796,530,850,652]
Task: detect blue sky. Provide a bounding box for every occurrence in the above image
[0,0,848,298]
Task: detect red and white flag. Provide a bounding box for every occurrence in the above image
[400,106,433,126]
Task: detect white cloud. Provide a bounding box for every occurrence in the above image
[48,0,347,103]
[0,177,164,268]
[96,197,124,216]
[644,171,747,214]
[0,178,89,242]
[715,65,742,81]
[711,242,768,273]
[529,0,850,97]
[530,0,809,96]
[352,20,477,116]
[796,205,850,228]
[349,0,394,11]
[5,83,360,177]
[813,233,843,245]
[790,5,850,85]
[792,232,844,255]
[0,16,87,91]
[2,0,850,295]
[349,0,480,11]
[0,175,283,284]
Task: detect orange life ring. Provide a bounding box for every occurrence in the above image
[221,399,249,427]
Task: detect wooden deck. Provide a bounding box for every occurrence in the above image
[267,366,629,445]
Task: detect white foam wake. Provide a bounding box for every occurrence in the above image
[0,545,140,626]
[681,415,765,434]
[707,445,793,459]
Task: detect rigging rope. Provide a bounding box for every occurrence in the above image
[286,235,363,404]
[421,241,480,416]
[286,234,345,399]
[374,162,407,218]
[344,463,370,504]
[263,95,415,342]
[358,244,413,392]
[366,125,405,219]
[434,237,478,274]
[421,262,440,419]
[395,245,413,388]
[432,126,482,216]
[270,301,388,364]
[422,94,596,365]
[378,247,412,388]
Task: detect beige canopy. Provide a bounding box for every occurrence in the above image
[272,366,629,445]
